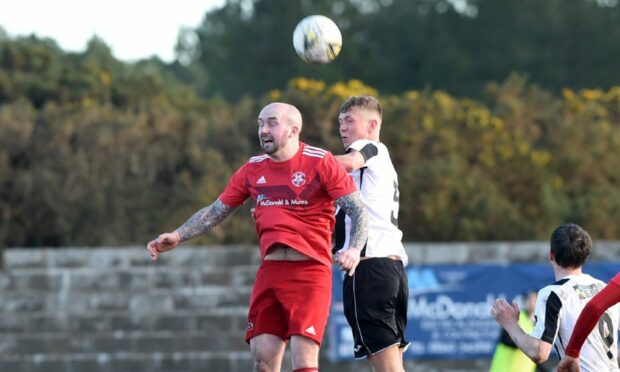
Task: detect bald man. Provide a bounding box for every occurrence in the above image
[147,102,368,372]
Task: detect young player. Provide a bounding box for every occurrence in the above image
[334,96,409,372]
[491,223,620,372]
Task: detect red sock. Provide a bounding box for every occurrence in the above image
[293,368,318,372]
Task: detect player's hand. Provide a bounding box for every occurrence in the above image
[557,355,580,372]
[335,247,361,276]
[490,298,520,328]
[146,232,180,261]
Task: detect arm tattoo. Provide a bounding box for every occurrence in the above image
[335,191,368,249]
[175,198,235,242]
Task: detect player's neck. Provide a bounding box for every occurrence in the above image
[269,141,300,162]
[554,266,583,280]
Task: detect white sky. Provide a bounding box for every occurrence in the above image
[0,0,226,62]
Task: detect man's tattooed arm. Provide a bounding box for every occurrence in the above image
[335,191,368,249]
[175,199,236,242]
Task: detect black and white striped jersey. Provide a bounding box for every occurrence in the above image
[334,139,408,265]
[531,273,620,372]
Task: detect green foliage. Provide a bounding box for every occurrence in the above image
[2,28,620,247]
[0,35,255,247]
[180,0,620,100]
[250,75,620,241]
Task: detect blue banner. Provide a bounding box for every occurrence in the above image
[328,262,620,360]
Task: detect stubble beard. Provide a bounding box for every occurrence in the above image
[261,140,278,155]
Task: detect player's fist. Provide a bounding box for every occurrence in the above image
[335,247,361,276]
[147,232,180,261]
[557,356,580,372]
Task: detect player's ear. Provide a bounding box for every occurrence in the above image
[290,125,299,137]
[368,119,379,132]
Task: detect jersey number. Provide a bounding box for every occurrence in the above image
[390,180,399,227]
[597,312,615,360]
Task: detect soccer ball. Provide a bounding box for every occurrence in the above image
[293,15,342,64]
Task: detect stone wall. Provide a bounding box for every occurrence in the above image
[1,242,618,372]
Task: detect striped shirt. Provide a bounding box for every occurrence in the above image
[219,142,357,266]
[334,139,408,265]
[531,273,620,372]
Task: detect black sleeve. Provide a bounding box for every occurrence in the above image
[347,143,378,163]
[541,291,563,344]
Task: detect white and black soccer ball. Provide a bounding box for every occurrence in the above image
[292,15,342,64]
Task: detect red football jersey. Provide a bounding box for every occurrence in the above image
[219,143,356,266]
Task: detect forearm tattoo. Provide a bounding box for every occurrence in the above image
[175,199,235,242]
[336,191,368,249]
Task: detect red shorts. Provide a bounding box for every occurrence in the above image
[245,260,332,345]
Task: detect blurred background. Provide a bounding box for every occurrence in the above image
[1,0,620,371]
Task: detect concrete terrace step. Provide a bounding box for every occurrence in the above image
[3,245,262,270]
[0,310,248,334]
[0,332,249,355]
[0,351,256,372]
[0,352,494,372]
[0,266,258,294]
